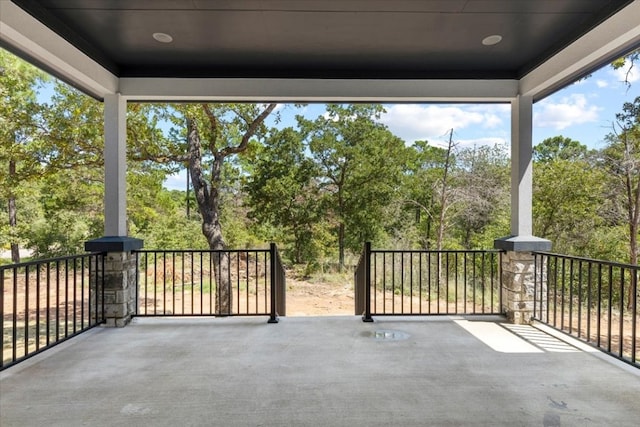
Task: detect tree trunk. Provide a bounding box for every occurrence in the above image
[186,118,232,314]
[185,104,276,314]
[8,160,20,263]
[336,181,346,271]
[436,129,454,252]
[338,222,345,271]
[213,251,232,315]
[425,205,432,250]
[293,227,303,265]
[436,130,454,286]
[627,168,639,309]
[9,196,19,263]
[630,221,638,311]
[623,132,639,309]
[186,163,191,219]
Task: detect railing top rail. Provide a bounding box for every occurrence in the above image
[133,248,271,254]
[370,249,503,254]
[533,251,640,271]
[0,252,103,271]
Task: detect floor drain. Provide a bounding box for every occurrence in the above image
[370,329,410,341]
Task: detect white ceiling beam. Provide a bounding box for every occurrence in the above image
[119,77,518,102]
[520,0,640,101]
[0,0,118,98]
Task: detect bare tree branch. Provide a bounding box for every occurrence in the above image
[221,103,277,157]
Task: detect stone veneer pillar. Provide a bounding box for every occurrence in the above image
[86,237,143,327]
[495,236,551,325]
[501,251,536,324]
[495,96,552,324]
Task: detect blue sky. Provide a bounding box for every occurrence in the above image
[10,41,635,187]
[165,61,639,190]
[265,62,639,151]
[11,45,635,190]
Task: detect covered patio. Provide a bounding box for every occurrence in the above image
[2,0,638,324]
[1,1,640,424]
[2,315,640,426]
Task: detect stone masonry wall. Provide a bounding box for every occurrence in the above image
[91,251,138,327]
[501,251,546,324]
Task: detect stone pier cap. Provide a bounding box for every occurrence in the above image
[85,236,144,252]
[494,235,552,252]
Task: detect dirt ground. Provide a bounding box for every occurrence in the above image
[4,273,640,366]
[284,278,355,316]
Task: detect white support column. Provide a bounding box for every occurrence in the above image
[85,94,142,327]
[510,94,534,237]
[495,94,551,252]
[103,93,127,237]
[495,95,551,324]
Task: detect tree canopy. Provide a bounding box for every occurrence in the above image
[1,48,639,272]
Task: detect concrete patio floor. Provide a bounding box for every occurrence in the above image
[2,315,639,427]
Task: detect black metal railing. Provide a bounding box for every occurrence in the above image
[533,252,639,367]
[134,243,285,322]
[356,242,502,320]
[1,253,105,370]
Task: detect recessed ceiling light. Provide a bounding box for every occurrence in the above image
[153,32,173,43]
[482,35,502,46]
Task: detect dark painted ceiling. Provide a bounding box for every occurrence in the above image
[8,0,636,80]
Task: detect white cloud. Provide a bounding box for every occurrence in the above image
[379,104,508,144]
[467,104,510,129]
[163,170,187,191]
[596,80,609,88]
[534,94,601,130]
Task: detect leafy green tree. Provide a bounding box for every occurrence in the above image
[218,158,264,250]
[27,81,105,257]
[165,103,276,313]
[533,135,591,163]
[1,48,184,259]
[128,169,177,237]
[245,127,321,264]
[404,140,452,249]
[140,190,207,250]
[533,155,607,255]
[432,130,458,251]
[532,136,615,257]
[0,187,42,259]
[297,104,408,269]
[602,97,640,267]
[0,50,48,262]
[38,86,178,255]
[41,83,104,171]
[172,103,277,250]
[25,165,103,257]
[453,144,510,249]
[128,103,185,170]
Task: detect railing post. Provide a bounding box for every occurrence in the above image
[355,249,364,316]
[268,243,279,323]
[100,254,106,324]
[276,245,286,317]
[133,251,140,317]
[532,252,547,322]
[363,242,373,322]
[88,253,106,325]
[632,268,637,365]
